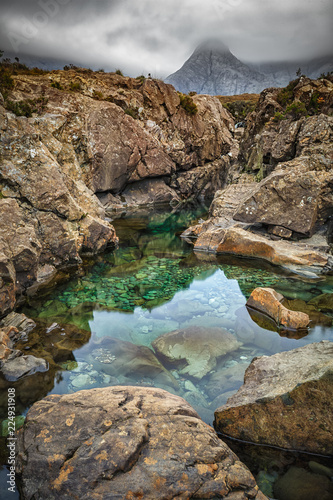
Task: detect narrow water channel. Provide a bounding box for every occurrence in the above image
[1,205,333,498]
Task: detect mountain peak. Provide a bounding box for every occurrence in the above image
[193,39,230,55]
[165,40,270,96]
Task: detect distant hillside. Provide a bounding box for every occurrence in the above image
[250,55,333,87]
[165,40,333,96]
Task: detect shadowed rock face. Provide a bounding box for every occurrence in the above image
[214,341,333,455]
[16,386,267,500]
[0,98,118,317]
[0,70,239,315]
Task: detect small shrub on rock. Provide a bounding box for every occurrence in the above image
[6,96,48,117]
[50,80,63,90]
[124,106,139,119]
[178,92,198,115]
[285,101,307,119]
[0,66,14,99]
[69,81,81,92]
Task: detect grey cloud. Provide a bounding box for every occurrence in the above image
[0,0,332,76]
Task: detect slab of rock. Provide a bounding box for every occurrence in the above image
[90,336,179,390]
[152,326,242,379]
[209,183,257,220]
[233,164,322,236]
[0,312,36,338]
[194,226,330,274]
[16,386,266,500]
[0,103,118,317]
[214,341,333,455]
[120,178,180,209]
[1,354,48,381]
[246,287,310,330]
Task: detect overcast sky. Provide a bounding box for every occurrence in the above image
[0,0,332,77]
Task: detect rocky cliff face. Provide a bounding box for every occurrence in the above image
[0,101,118,317]
[0,68,237,317]
[182,76,333,275]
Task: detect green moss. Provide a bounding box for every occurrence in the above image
[276,78,300,107]
[273,111,286,122]
[178,92,198,115]
[135,75,146,83]
[222,100,256,120]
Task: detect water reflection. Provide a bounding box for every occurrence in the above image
[1,205,332,498]
[13,206,332,426]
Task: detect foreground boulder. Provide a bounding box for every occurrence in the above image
[16,386,266,500]
[246,288,310,330]
[214,341,333,455]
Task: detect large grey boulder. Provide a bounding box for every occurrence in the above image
[214,341,333,455]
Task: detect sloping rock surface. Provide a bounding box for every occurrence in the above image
[214,341,333,455]
[16,386,266,500]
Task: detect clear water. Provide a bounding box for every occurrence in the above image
[1,205,332,498]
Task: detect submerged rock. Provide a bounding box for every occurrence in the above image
[273,466,333,500]
[214,341,333,455]
[16,386,266,500]
[152,326,242,379]
[246,287,310,330]
[308,292,333,312]
[90,336,179,390]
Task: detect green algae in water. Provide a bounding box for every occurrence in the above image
[18,205,333,425]
[2,205,333,500]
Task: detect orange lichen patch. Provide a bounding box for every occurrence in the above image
[103,420,112,427]
[153,477,167,490]
[37,429,49,439]
[84,439,93,446]
[125,491,144,499]
[66,413,75,426]
[196,463,212,475]
[143,457,157,465]
[95,450,108,462]
[181,472,189,481]
[52,463,74,490]
[48,454,65,465]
